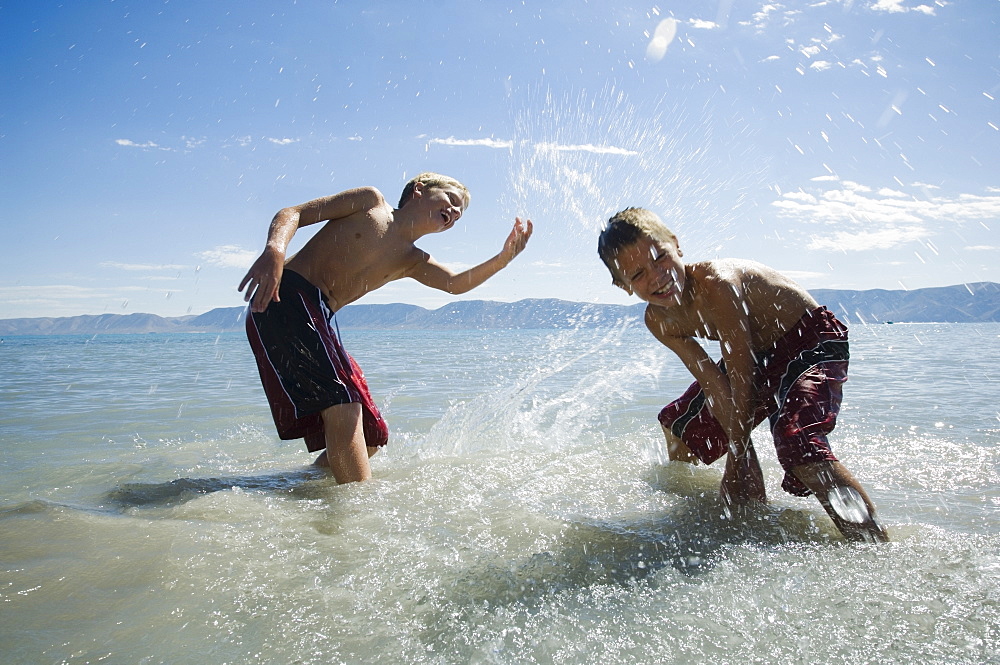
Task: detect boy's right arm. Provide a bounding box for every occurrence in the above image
[646,310,766,505]
[238,187,383,312]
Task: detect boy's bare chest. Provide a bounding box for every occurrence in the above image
[290,219,417,307]
[651,305,721,342]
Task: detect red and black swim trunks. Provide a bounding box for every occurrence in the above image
[658,306,849,496]
[245,269,389,452]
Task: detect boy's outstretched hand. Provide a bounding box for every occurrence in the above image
[238,246,285,313]
[501,217,533,264]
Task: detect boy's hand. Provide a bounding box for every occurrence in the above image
[238,246,285,313]
[501,217,533,264]
[720,442,767,516]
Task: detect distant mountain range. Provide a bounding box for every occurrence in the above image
[1,282,997,335]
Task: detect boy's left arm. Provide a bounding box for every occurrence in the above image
[706,286,767,505]
[407,217,532,294]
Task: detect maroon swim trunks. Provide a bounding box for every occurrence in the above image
[245,269,389,452]
[658,306,849,496]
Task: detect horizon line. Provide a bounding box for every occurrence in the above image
[1,281,997,323]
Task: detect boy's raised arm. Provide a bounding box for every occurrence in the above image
[239,187,384,312]
[407,217,532,294]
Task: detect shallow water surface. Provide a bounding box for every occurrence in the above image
[1,325,998,664]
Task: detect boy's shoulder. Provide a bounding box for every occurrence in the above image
[643,259,795,336]
[344,185,390,210]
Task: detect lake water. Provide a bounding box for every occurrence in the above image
[2,322,998,664]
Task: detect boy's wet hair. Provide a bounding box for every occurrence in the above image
[598,207,679,287]
[398,172,471,209]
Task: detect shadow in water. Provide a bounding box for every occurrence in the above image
[446,462,841,616]
[105,468,328,509]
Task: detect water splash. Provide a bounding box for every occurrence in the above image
[503,85,764,254]
[421,322,663,457]
[827,485,870,524]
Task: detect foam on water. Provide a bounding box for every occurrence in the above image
[3,327,1000,664]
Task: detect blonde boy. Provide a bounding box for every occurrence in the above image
[240,173,532,484]
[598,207,887,542]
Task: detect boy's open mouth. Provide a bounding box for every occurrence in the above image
[652,281,675,297]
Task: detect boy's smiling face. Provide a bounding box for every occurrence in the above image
[413,182,467,233]
[614,234,686,306]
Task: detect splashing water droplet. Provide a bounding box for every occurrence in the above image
[828,486,869,524]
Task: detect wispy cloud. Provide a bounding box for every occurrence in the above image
[267,137,299,145]
[688,19,718,30]
[427,136,638,156]
[772,180,1000,251]
[196,245,257,269]
[780,270,827,282]
[100,261,188,271]
[115,139,169,151]
[869,0,938,15]
[534,142,638,156]
[428,137,513,149]
[0,284,109,301]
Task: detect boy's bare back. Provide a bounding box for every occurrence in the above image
[645,258,819,352]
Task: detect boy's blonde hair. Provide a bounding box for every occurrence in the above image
[597,207,679,287]
[398,172,471,209]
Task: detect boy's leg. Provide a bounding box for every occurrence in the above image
[317,403,371,484]
[314,444,379,466]
[661,425,700,463]
[791,461,889,542]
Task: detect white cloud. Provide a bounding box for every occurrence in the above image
[115,139,167,150]
[100,261,188,271]
[267,137,299,145]
[428,137,513,149]
[869,0,937,14]
[807,226,927,251]
[772,183,1000,252]
[779,269,826,281]
[534,142,639,156]
[782,191,818,204]
[0,284,106,301]
[966,245,998,251]
[688,19,718,30]
[428,136,637,156]
[196,245,258,269]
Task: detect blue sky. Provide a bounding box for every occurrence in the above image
[2,0,997,319]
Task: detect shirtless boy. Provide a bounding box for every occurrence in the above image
[597,207,887,542]
[239,172,532,484]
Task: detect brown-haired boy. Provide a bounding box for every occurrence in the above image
[598,207,887,542]
[239,172,532,484]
